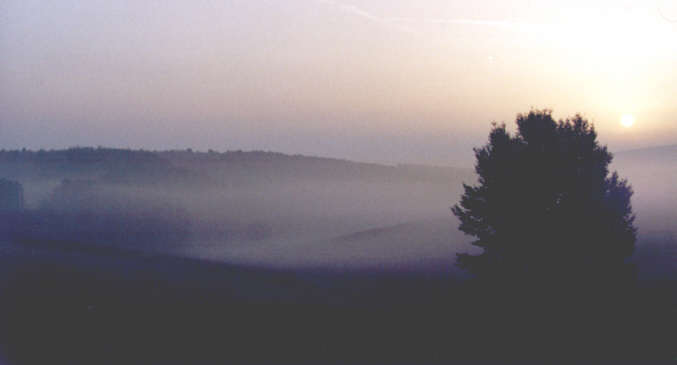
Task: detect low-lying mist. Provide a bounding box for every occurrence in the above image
[612,145,677,283]
[1,148,479,271]
[1,146,674,277]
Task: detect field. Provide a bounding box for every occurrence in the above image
[0,146,675,364]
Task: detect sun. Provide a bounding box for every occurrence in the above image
[621,114,635,127]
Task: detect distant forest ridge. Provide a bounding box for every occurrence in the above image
[0,146,461,167]
[0,146,473,185]
[1,143,673,167]
[614,143,677,162]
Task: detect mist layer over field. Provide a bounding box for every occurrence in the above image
[1,145,674,277]
[0,146,676,364]
[2,149,478,269]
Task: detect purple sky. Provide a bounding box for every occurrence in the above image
[1,0,676,166]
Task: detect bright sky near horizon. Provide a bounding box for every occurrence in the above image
[1,1,676,166]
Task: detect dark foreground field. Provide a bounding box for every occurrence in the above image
[1,240,675,365]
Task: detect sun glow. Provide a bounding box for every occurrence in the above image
[621,115,635,128]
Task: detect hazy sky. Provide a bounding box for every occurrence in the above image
[1,1,676,166]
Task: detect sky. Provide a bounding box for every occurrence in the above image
[1,0,676,167]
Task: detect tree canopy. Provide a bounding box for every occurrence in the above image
[452,109,636,294]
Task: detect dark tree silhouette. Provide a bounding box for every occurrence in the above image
[0,178,24,212]
[0,178,26,241]
[452,109,636,295]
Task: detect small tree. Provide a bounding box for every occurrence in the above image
[0,178,26,241]
[452,109,636,294]
[0,178,25,211]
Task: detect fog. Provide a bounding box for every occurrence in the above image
[1,148,480,271]
[171,178,478,270]
[613,145,677,235]
[2,146,674,274]
[1,146,676,364]
[611,145,677,283]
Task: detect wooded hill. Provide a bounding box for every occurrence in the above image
[0,147,473,187]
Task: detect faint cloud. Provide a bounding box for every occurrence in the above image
[312,0,544,34]
[389,17,546,30]
[658,0,677,21]
[340,5,375,19]
[314,0,423,35]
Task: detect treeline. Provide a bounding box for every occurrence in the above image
[0,146,161,166]
[0,147,471,187]
[0,147,198,184]
[159,149,470,184]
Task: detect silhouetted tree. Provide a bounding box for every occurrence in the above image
[0,178,24,211]
[452,110,636,295]
[0,178,26,241]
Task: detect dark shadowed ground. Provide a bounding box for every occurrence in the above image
[0,239,465,365]
[1,239,676,365]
